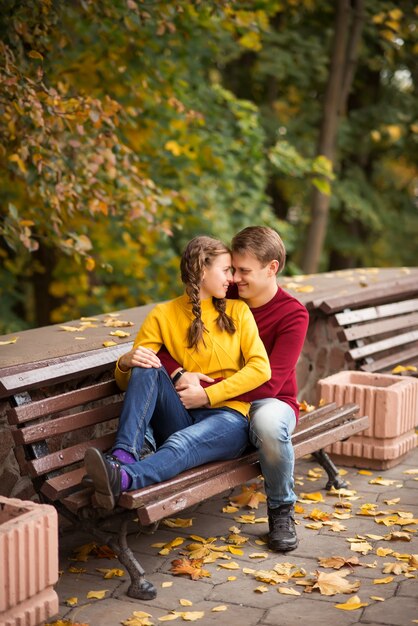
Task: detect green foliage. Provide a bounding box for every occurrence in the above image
[0,0,416,332]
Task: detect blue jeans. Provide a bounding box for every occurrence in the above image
[113,367,249,490]
[249,399,297,508]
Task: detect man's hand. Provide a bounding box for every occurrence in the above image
[174,371,214,389]
[118,346,161,372]
[177,383,210,409]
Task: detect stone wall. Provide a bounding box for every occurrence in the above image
[0,310,350,500]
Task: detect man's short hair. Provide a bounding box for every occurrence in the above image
[231,226,286,273]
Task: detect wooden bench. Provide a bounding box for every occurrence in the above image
[0,348,368,601]
[308,275,418,375]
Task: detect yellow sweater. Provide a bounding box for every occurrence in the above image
[115,294,271,417]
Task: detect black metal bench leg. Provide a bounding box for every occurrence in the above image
[110,518,157,600]
[312,449,348,490]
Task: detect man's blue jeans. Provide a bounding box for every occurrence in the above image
[113,367,249,490]
[249,399,297,508]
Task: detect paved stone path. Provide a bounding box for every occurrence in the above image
[54,447,418,626]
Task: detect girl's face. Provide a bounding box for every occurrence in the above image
[199,253,233,300]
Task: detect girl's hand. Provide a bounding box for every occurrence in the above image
[118,346,161,371]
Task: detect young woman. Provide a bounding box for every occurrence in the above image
[85,236,271,510]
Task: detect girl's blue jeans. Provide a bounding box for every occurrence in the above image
[113,367,249,490]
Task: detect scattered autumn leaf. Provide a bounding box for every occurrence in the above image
[163,518,194,528]
[299,400,315,412]
[96,567,125,578]
[103,318,134,327]
[170,558,211,580]
[373,576,394,584]
[229,483,266,509]
[122,611,153,626]
[0,337,19,345]
[318,556,360,570]
[312,570,360,596]
[223,505,239,513]
[179,599,193,606]
[109,330,131,338]
[254,585,269,593]
[382,562,409,575]
[179,611,205,621]
[211,605,227,612]
[86,589,108,599]
[384,531,411,541]
[392,364,417,374]
[299,492,324,502]
[103,340,118,347]
[65,597,78,606]
[277,587,301,595]
[335,595,369,610]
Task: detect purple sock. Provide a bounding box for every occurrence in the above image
[112,448,135,464]
[120,468,132,490]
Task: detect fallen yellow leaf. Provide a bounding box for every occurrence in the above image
[86,589,108,599]
[217,562,240,570]
[249,552,268,559]
[223,505,239,513]
[179,611,205,621]
[277,586,301,595]
[96,567,125,579]
[313,570,360,596]
[227,576,236,581]
[211,605,227,612]
[162,581,173,588]
[299,492,324,502]
[180,599,193,606]
[65,597,78,606]
[109,330,131,338]
[254,585,269,593]
[122,611,153,626]
[335,595,369,610]
[103,340,118,347]
[0,337,19,345]
[370,596,385,601]
[163,518,194,528]
[358,470,373,476]
[373,576,394,584]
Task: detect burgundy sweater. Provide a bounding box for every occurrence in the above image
[159,286,309,420]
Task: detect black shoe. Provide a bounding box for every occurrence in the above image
[84,448,122,510]
[82,444,154,488]
[267,504,298,552]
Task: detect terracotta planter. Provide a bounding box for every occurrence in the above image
[0,496,59,626]
[318,371,418,469]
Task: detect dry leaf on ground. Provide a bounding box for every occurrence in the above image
[170,558,211,580]
[334,595,369,611]
[312,570,360,596]
[163,518,194,528]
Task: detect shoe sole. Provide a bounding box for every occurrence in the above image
[268,540,299,552]
[84,448,117,510]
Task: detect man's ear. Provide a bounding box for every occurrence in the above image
[267,260,279,276]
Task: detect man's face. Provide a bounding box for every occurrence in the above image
[232,251,275,304]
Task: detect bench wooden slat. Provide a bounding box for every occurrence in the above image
[12,402,123,445]
[126,415,370,523]
[39,403,350,502]
[0,344,132,396]
[335,299,418,326]
[341,312,418,342]
[349,331,418,360]
[360,344,418,372]
[308,276,418,314]
[26,433,115,477]
[7,380,121,425]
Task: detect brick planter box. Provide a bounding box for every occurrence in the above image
[318,371,418,469]
[0,496,59,626]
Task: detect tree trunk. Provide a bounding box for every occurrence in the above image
[301,0,364,273]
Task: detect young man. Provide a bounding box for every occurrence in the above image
[136,226,309,551]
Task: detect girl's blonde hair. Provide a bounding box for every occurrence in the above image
[180,236,235,349]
